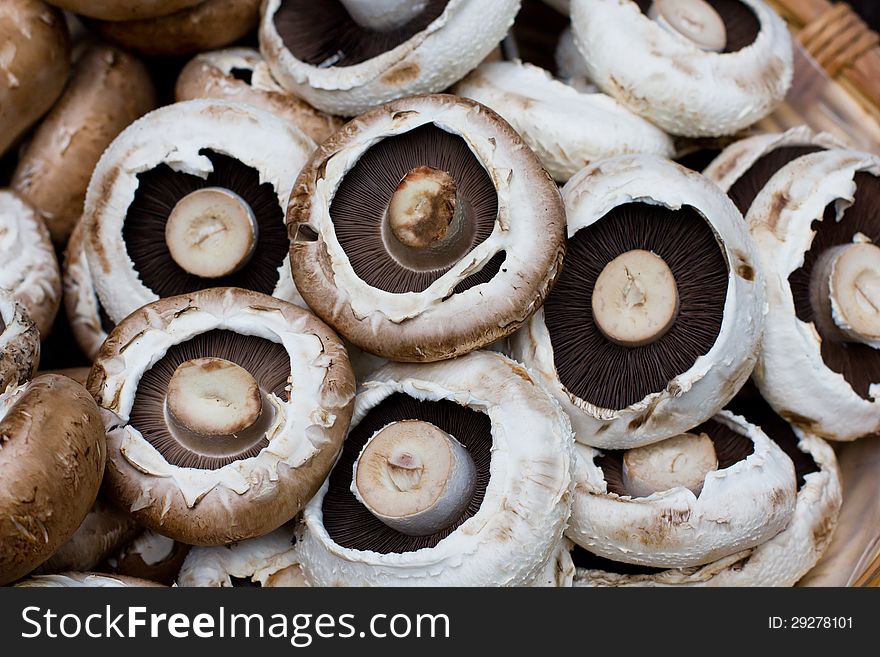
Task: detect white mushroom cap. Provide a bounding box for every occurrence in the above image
[570,0,793,137]
[531,539,576,587]
[177,523,306,587]
[555,26,595,93]
[0,190,62,337]
[510,154,764,449]
[16,572,163,587]
[573,423,840,585]
[747,149,880,441]
[259,0,520,116]
[295,351,574,587]
[453,61,674,183]
[0,290,39,390]
[83,99,314,324]
[63,217,108,361]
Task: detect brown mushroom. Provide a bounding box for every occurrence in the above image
[106,530,190,585]
[16,572,164,587]
[44,1,203,21]
[0,291,39,391]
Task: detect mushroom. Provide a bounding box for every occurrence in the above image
[106,530,190,585]
[533,539,576,587]
[11,44,157,245]
[88,287,355,545]
[16,572,164,587]
[294,351,574,587]
[63,218,112,361]
[0,290,39,391]
[747,149,880,441]
[509,154,764,449]
[177,523,307,587]
[0,1,70,158]
[567,410,797,568]
[44,1,202,21]
[175,48,343,144]
[703,125,844,217]
[87,0,262,58]
[83,99,315,324]
[0,374,106,586]
[289,94,566,362]
[38,366,91,387]
[0,190,62,337]
[454,60,674,182]
[259,0,521,115]
[569,0,793,137]
[555,26,595,93]
[543,0,571,14]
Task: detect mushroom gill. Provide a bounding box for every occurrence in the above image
[726,145,826,215]
[128,329,290,470]
[272,0,449,68]
[123,149,287,297]
[633,0,760,52]
[544,202,728,410]
[330,124,501,293]
[321,393,491,553]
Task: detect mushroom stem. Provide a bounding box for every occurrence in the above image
[388,166,460,250]
[648,0,727,52]
[622,431,718,497]
[810,241,880,348]
[339,0,429,31]
[165,187,258,278]
[352,420,476,536]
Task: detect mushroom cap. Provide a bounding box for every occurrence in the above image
[0,374,106,586]
[178,523,305,587]
[44,0,203,21]
[453,60,674,183]
[531,539,576,587]
[570,0,792,137]
[88,287,355,546]
[0,290,39,390]
[573,424,840,585]
[260,0,520,116]
[16,572,164,587]
[0,190,62,337]
[0,1,70,158]
[295,351,574,587]
[289,94,566,362]
[567,411,797,568]
[88,0,261,58]
[509,154,764,449]
[39,367,92,386]
[175,47,343,144]
[748,149,880,441]
[84,99,315,324]
[63,217,108,361]
[555,26,595,92]
[11,45,157,245]
[107,529,189,585]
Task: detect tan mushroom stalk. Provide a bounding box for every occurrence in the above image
[569,0,792,137]
[16,573,164,587]
[260,0,521,116]
[44,1,203,21]
[0,291,39,391]
[89,288,355,545]
[0,191,62,337]
[0,374,106,586]
[0,1,70,158]
[289,94,566,362]
[510,154,764,449]
[63,219,111,360]
[747,149,880,441]
[11,45,156,245]
[84,100,315,324]
[175,48,342,144]
[107,530,190,585]
[295,351,574,587]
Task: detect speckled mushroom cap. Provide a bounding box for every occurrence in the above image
[509,154,764,449]
[0,291,39,391]
[0,191,62,337]
[454,60,674,183]
[0,375,106,586]
[88,287,356,546]
[703,126,845,215]
[63,218,109,361]
[572,417,840,585]
[44,0,202,21]
[175,48,342,144]
[295,351,574,587]
[289,94,566,362]
[570,0,792,137]
[16,572,164,587]
[84,99,315,324]
[568,411,796,568]
[747,149,880,441]
[178,523,306,587]
[260,0,520,116]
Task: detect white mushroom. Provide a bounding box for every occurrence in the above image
[453,60,674,183]
[83,99,315,324]
[62,218,110,361]
[259,0,520,115]
[295,351,574,586]
[0,291,39,391]
[510,154,764,449]
[747,149,880,441]
[569,0,792,137]
[555,26,595,93]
